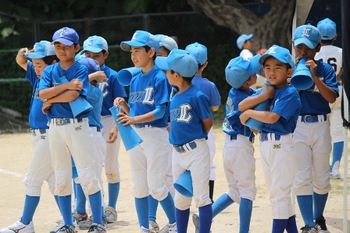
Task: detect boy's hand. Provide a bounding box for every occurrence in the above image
[239,110,251,125]
[68,78,83,90]
[42,101,52,114]
[91,71,108,83]
[114,97,128,109]
[117,112,135,126]
[305,59,318,78]
[263,84,275,99]
[107,126,118,143]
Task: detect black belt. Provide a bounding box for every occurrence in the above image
[300,114,327,123]
[173,141,197,153]
[30,128,47,134]
[49,118,83,126]
[90,126,101,132]
[230,134,254,143]
[134,124,152,128]
[260,133,281,141]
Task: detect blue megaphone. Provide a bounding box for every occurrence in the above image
[174,170,193,197]
[117,67,142,86]
[245,82,271,131]
[109,105,143,151]
[60,76,93,118]
[290,57,313,90]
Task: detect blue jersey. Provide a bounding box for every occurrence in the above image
[169,85,212,145]
[192,75,221,107]
[223,87,255,137]
[128,66,170,127]
[298,62,338,115]
[98,64,127,116]
[25,62,49,129]
[87,85,103,129]
[39,62,90,119]
[262,85,301,135]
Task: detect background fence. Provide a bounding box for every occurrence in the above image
[0,11,237,132]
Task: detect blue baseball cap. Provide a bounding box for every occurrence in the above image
[76,57,100,74]
[225,54,262,89]
[155,34,178,51]
[293,24,321,49]
[259,44,294,68]
[120,30,159,52]
[82,35,108,53]
[25,40,55,59]
[52,27,79,46]
[317,18,336,40]
[185,42,207,65]
[236,34,253,50]
[155,49,198,78]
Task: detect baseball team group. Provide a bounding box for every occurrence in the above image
[0,15,344,233]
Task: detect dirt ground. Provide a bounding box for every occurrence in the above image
[0,128,349,233]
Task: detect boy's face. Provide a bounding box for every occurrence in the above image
[54,42,80,62]
[293,43,319,60]
[156,47,170,57]
[32,59,48,78]
[263,57,293,88]
[165,70,177,85]
[85,51,108,66]
[130,46,155,68]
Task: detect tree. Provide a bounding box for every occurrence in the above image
[187,0,295,51]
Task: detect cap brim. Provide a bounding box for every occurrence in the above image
[155,57,171,71]
[26,53,45,59]
[246,34,254,40]
[249,54,262,74]
[82,46,103,53]
[120,40,146,51]
[294,38,317,49]
[52,39,74,46]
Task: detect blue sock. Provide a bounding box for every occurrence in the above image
[297,195,314,227]
[148,195,158,222]
[88,191,103,225]
[272,219,288,233]
[108,182,120,209]
[331,141,343,170]
[21,195,40,225]
[75,183,86,215]
[135,197,149,229]
[285,215,298,233]
[175,208,189,233]
[159,193,176,224]
[54,195,61,211]
[212,193,234,218]
[58,195,74,226]
[313,192,328,220]
[199,204,212,233]
[239,198,252,233]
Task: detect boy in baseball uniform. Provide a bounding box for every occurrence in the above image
[82,35,127,223]
[0,41,60,233]
[292,24,338,233]
[156,49,213,233]
[315,18,344,179]
[148,34,179,233]
[38,27,106,233]
[193,54,265,233]
[185,42,221,205]
[239,45,301,233]
[114,30,176,233]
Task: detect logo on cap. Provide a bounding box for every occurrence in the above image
[301,28,311,37]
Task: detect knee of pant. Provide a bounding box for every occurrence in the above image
[46,173,56,195]
[23,171,44,196]
[132,184,149,198]
[150,187,168,201]
[105,172,121,183]
[313,184,331,195]
[194,196,212,208]
[175,194,192,210]
[55,170,72,195]
[77,167,101,195]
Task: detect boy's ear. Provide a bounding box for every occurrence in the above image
[287,67,294,78]
[315,44,321,52]
[75,44,81,52]
[104,51,109,59]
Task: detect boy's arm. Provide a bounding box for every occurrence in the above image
[238,85,274,111]
[89,71,108,84]
[39,79,83,100]
[42,90,80,114]
[240,109,280,125]
[202,118,213,134]
[16,48,29,71]
[211,105,220,111]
